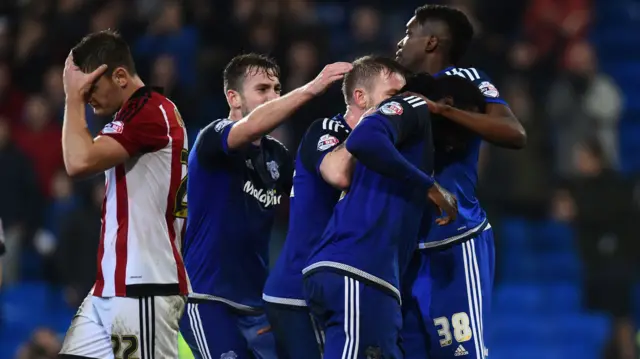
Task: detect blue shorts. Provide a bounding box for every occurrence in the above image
[180,300,278,359]
[402,228,495,359]
[264,302,324,359]
[303,271,403,359]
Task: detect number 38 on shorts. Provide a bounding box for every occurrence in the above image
[433,312,473,347]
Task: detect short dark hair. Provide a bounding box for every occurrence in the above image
[414,5,474,64]
[72,29,136,75]
[223,53,280,92]
[342,55,407,104]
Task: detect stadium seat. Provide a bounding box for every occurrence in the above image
[493,283,582,315]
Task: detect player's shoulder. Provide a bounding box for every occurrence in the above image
[306,116,350,138]
[376,94,428,117]
[264,135,289,154]
[444,67,493,82]
[264,135,292,165]
[444,67,502,100]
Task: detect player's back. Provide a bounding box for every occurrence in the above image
[420,67,505,248]
[183,118,292,309]
[96,86,189,298]
[264,115,350,305]
[304,95,433,302]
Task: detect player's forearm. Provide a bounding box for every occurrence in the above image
[62,99,95,176]
[320,145,356,190]
[227,87,315,149]
[439,105,527,149]
[346,120,434,189]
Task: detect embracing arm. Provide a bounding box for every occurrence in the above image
[345,115,434,189]
[438,102,527,149]
[319,144,356,190]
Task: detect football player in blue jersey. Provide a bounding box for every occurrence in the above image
[301,74,459,358]
[180,54,352,359]
[395,4,527,359]
[262,55,409,359]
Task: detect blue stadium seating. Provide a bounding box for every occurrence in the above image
[489,217,611,359]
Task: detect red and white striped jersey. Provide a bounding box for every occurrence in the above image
[93,86,190,297]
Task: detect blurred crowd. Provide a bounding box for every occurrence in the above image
[0,0,637,358]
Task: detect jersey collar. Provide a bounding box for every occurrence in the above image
[334,113,351,130]
[433,66,455,78]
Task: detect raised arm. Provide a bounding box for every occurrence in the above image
[62,54,131,177]
[225,62,353,150]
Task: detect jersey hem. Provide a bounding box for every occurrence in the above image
[418,220,491,249]
[262,293,307,307]
[188,293,262,314]
[302,261,401,304]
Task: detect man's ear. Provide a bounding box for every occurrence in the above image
[226,89,241,109]
[352,88,368,109]
[111,67,127,88]
[425,35,438,52]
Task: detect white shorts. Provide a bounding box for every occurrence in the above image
[60,293,186,359]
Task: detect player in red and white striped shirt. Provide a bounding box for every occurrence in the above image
[59,30,189,359]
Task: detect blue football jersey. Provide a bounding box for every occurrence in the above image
[419,67,507,248]
[303,95,434,303]
[263,114,351,306]
[183,118,293,310]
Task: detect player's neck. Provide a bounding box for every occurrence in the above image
[122,76,145,104]
[421,55,452,76]
[228,109,243,122]
[343,106,363,129]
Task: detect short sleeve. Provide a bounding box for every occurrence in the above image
[99,105,169,156]
[299,118,351,175]
[470,68,508,106]
[371,95,431,145]
[193,118,239,164]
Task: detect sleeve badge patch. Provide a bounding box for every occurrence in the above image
[102,121,124,134]
[214,119,234,132]
[317,134,340,151]
[479,81,499,98]
[379,101,404,116]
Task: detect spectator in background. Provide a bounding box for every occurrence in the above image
[0,62,26,124]
[0,117,40,232]
[55,179,103,308]
[135,0,198,87]
[42,65,65,121]
[13,18,50,93]
[346,6,386,59]
[150,54,197,127]
[15,327,61,359]
[44,170,77,240]
[12,94,62,198]
[479,76,551,218]
[552,138,638,359]
[547,41,623,178]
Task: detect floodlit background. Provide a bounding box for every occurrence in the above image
[0,0,639,358]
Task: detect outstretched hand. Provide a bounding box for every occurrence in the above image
[305,62,353,96]
[63,52,108,102]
